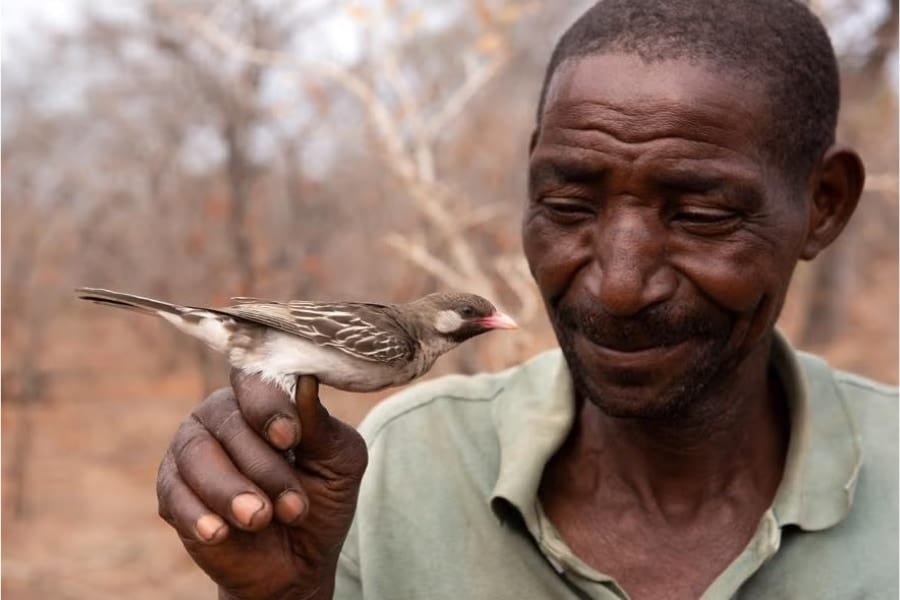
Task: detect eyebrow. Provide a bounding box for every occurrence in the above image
[653,168,765,209]
[650,170,726,192]
[529,158,606,187]
[529,156,764,206]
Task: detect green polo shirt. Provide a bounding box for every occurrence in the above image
[335,333,898,599]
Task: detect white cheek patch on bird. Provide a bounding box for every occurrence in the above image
[434,309,464,334]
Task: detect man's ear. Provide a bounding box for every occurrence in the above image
[800,146,865,260]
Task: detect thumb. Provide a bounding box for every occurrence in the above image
[293,375,359,462]
[295,376,326,452]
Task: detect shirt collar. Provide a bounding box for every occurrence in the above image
[489,331,863,532]
[490,349,575,526]
[769,333,863,530]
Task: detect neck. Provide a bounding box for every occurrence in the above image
[543,344,790,518]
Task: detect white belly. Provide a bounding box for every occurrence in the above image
[229,330,417,395]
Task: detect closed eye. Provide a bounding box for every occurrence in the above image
[676,208,734,222]
[540,197,594,221]
[673,208,741,234]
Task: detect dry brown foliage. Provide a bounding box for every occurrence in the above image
[2,1,896,598]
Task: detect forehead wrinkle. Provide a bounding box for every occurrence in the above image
[539,125,759,174]
[530,136,763,197]
[547,53,766,114]
[529,143,626,187]
[544,99,750,149]
[539,139,628,165]
[640,157,763,190]
[542,54,768,154]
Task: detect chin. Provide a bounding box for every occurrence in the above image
[558,336,730,421]
[572,371,705,419]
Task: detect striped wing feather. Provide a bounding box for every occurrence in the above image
[218,300,415,363]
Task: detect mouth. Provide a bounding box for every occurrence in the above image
[577,336,691,369]
[479,311,519,330]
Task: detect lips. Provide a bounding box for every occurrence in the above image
[582,334,682,353]
[564,315,691,353]
[563,336,707,387]
[579,336,692,368]
[555,298,720,354]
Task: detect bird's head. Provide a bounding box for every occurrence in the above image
[409,292,518,345]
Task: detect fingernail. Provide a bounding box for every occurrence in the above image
[195,514,226,542]
[275,490,306,524]
[231,493,265,528]
[266,415,299,450]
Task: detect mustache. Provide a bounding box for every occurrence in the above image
[554,300,728,352]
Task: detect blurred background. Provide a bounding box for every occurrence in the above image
[1,0,896,597]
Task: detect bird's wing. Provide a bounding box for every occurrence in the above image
[218,301,416,363]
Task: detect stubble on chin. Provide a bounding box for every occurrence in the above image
[549,295,739,420]
[556,328,731,421]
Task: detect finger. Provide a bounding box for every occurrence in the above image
[157,450,230,545]
[293,376,369,478]
[294,376,334,459]
[194,393,310,525]
[171,415,273,532]
[230,370,300,451]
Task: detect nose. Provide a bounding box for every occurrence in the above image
[584,210,677,317]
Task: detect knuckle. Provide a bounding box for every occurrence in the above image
[156,453,174,492]
[344,433,369,468]
[241,463,283,493]
[172,422,215,466]
[213,408,247,444]
[214,422,290,491]
[326,427,369,480]
[155,480,171,514]
[155,458,178,525]
[157,502,175,526]
[332,422,367,452]
[319,469,365,498]
[242,454,292,488]
[206,386,236,406]
[192,387,236,425]
[171,416,204,450]
[229,369,261,401]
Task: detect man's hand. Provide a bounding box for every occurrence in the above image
[156,371,368,600]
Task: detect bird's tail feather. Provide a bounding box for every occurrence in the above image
[76,287,234,353]
[75,287,185,316]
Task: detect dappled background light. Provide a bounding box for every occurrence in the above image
[2,1,896,598]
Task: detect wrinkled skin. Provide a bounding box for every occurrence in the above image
[156,374,367,600]
[524,53,861,420]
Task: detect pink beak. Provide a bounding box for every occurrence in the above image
[479,311,519,330]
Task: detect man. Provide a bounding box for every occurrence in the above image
[155,1,898,598]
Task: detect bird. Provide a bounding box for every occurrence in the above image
[75,288,518,399]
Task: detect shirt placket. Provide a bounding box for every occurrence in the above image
[700,509,783,599]
[529,501,629,599]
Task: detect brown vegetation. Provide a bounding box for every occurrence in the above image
[2,1,896,598]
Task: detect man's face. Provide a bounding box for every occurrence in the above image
[524,54,811,418]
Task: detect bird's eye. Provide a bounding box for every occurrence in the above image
[459,306,475,318]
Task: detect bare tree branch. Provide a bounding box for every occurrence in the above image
[424,50,512,142]
[382,233,468,290]
[153,0,540,321]
[155,0,417,180]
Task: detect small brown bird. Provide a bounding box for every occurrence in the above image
[76,288,518,398]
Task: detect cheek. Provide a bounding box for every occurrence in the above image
[673,236,799,334]
[522,214,593,300]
